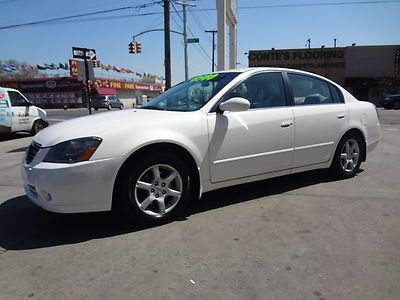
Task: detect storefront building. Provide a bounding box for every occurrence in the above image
[248,45,400,105]
[0,77,163,108]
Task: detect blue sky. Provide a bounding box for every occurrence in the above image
[0,0,399,84]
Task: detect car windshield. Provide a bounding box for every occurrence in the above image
[141,72,240,111]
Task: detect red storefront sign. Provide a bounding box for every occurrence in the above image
[94,78,162,92]
[69,59,78,77]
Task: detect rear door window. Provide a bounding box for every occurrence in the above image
[288,73,334,106]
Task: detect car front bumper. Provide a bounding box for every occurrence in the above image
[21,156,121,213]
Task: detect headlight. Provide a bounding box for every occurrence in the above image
[43,137,102,163]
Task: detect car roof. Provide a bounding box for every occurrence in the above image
[214,67,342,86]
[0,87,20,92]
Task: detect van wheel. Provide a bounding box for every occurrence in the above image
[114,153,192,226]
[31,120,46,135]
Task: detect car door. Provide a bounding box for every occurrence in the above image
[287,73,348,168]
[110,96,116,108]
[208,72,294,183]
[8,90,34,132]
[0,90,12,134]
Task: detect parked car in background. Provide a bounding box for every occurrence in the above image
[21,68,380,226]
[0,87,48,135]
[134,95,149,108]
[93,95,123,110]
[382,93,400,110]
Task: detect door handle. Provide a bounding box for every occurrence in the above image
[337,113,345,119]
[280,120,293,128]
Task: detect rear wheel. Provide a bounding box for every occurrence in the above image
[114,153,192,226]
[330,133,363,178]
[31,120,46,135]
[393,101,400,110]
[94,108,98,111]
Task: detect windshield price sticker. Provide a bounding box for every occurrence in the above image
[190,73,219,82]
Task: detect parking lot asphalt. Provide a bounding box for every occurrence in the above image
[0,109,399,300]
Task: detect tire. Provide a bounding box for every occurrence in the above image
[119,104,123,110]
[330,132,364,179]
[94,108,98,111]
[107,104,112,110]
[114,153,192,226]
[31,120,46,135]
[393,101,400,110]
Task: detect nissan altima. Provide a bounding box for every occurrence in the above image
[21,68,380,225]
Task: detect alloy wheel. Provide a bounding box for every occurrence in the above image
[133,164,183,217]
[340,139,360,173]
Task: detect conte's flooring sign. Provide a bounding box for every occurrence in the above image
[249,47,346,84]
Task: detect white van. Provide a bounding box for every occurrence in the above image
[0,87,48,135]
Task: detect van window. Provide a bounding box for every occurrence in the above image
[8,91,28,107]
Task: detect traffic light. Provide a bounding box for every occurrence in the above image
[136,42,142,53]
[91,60,101,68]
[129,42,136,54]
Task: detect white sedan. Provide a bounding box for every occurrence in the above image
[21,68,380,225]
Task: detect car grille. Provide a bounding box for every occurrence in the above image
[25,142,41,164]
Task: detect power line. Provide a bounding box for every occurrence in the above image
[171,1,212,63]
[189,9,213,46]
[0,6,134,30]
[239,0,400,10]
[170,8,211,65]
[1,0,399,30]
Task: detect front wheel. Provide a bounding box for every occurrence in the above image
[107,104,112,110]
[114,154,192,226]
[31,120,46,135]
[393,101,400,110]
[330,133,363,178]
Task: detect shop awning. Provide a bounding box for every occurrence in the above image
[94,87,118,95]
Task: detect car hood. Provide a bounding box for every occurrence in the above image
[34,109,197,147]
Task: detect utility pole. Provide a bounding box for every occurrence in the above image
[164,0,171,90]
[176,1,196,81]
[305,38,311,49]
[83,48,92,115]
[205,30,217,72]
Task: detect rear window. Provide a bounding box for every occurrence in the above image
[96,96,106,101]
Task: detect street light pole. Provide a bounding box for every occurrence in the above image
[205,30,217,72]
[176,1,196,81]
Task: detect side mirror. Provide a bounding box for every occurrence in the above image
[219,97,250,112]
[26,101,33,106]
